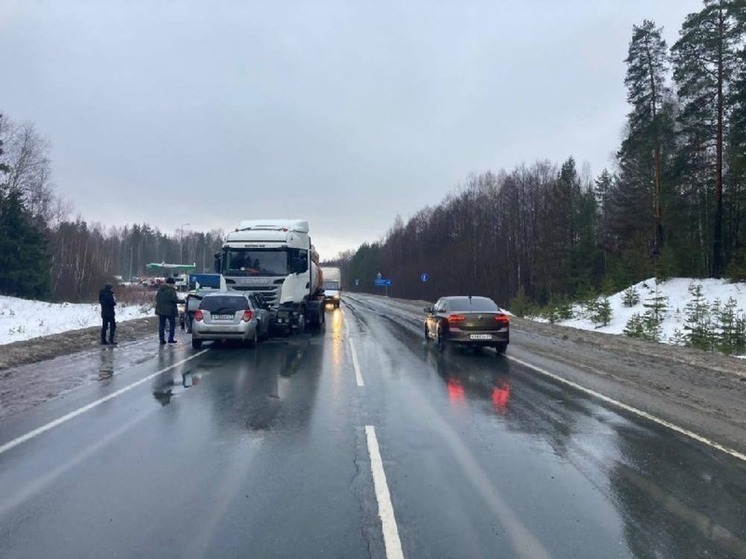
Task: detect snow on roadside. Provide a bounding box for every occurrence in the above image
[532,277,746,356]
[0,295,153,345]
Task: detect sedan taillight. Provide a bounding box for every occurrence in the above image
[194,310,204,321]
[448,314,466,325]
[495,314,510,327]
[242,309,254,322]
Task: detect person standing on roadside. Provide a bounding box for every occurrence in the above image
[99,282,117,345]
[155,277,179,345]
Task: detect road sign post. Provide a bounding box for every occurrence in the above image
[374,277,392,297]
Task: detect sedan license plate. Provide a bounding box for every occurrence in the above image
[470,334,492,340]
[213,314,234,321]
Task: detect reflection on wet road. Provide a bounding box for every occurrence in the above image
[0,295,745,558]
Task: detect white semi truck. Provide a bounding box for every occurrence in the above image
[320,267,342,308]
[215,219,325,334]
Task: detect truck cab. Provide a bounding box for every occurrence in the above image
[216,219,325,333]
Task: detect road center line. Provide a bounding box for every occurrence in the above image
[508,355,746,463]
[0,349,209,456]
[365,425,404,559]
[348,338,365,387]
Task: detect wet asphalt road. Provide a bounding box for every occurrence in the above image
[1,294,745,559]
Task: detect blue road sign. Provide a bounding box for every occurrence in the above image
[421,273,429,282]
[374,278,392,287]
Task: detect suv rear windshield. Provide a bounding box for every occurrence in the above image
[200,296,249,313]
[448,297,499,312]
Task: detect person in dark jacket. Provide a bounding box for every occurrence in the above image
[155,277,179,344]
[99,283,117,345]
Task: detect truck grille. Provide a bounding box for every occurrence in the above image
[225,279,281,306]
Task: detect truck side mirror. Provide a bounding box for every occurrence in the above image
[214,253,222,274]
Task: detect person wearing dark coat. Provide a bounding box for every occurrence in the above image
[99,283,117,345]
[155,277,180,344]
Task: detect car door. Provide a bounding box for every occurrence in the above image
[427,299,444,337]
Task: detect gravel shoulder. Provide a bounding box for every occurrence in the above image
[0,317,159,371]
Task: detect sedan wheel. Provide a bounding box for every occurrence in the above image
[191,338,202,350]
[436,327,446,353]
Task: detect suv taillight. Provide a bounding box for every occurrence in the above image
[242,309,253,322]
[194,310,204,321]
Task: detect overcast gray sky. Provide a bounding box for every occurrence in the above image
[1,0,702,258]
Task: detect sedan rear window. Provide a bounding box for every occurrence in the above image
[199,296,249,313]
[448,297,499,312]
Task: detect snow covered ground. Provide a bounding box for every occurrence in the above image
[0,295,153,345]
[533,277,746,356]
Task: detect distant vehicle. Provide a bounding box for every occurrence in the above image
[321,266,342,308]
[215,219,325,334]
[191,292,271,349]
[424,296,510,354]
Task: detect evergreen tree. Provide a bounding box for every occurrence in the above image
[590,296,612,327]
[672,0,742,277]
[0,187,51,298]
[715,296,746,354]
[621,20,673,262]
[622,286,641,307]
[683,283,714,350]
[509,285,533,318]
[642,282,669,325]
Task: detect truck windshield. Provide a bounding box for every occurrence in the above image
[224,249,288,277]
[323,280,340,290]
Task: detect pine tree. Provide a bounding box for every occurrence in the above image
[622,286,641,307]
[509,285,532,317]
[715,296,746,354]
[0,187,51,298]
[622,20,673,261]
[683,283,714,350]
[672,0,742,278]
[590,296,612,327]
[642,282,669,325]
[624,312,661,342]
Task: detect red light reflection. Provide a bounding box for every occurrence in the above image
[491,380,511,413]
[447,378,465,402]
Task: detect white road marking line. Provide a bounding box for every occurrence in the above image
[0,349,209,456]
[365,425,404,559]
[508,355,746,463]
[349,338,364,387]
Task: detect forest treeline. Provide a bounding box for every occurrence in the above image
[0,113,223,302]
[330,1,746,306]
[3,1,746,306]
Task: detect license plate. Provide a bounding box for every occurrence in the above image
[213,314,234,320]
[470,334,492,340]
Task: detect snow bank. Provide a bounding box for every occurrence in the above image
[0,295,153,345]
[538,278,746,354]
